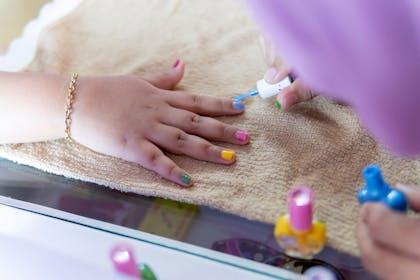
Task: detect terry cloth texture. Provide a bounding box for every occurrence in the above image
[1,0,420,256]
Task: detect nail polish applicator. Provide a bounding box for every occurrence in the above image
[234,75,293,102]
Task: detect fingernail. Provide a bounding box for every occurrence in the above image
[233,100,244,111]
[235,130,249,142]
[180,173,191,185]
[221,150,235,161]
[283,94,298,108]
[264,67,277,84]
[275,100,281,110]
[173,59,180,68]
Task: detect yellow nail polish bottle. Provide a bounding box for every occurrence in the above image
[274,186,326,259]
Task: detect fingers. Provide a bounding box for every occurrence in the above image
[357,207,420,280]
[276,78,316,110]
[143,59,184,90]
[163,90,244,116]
[360,203,420,259]
[146,124,236,164]
[121,140,192,187]
[395,184,420,212]
[264,66,290,84]
[160,108,249,145]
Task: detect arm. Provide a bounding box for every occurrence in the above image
[0,71,67,143]
[0,61,249,186]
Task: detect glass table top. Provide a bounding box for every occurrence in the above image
[0,159,378,279]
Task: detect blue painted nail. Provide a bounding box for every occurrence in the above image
[233,100,244,111]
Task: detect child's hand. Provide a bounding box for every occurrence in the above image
[71,60,248,187]
[260,36,316,110]
[357,184,420,279]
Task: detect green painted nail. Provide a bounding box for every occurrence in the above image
[181,173,191,185]
[138,263,157,280]
[275,100,281,110]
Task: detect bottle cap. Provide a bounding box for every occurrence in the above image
[289,186,313,232]
[110,244,140,278]
[362,165,390,192]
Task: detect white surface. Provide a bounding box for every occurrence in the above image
[0,0,82,71]
[0,197,301,280]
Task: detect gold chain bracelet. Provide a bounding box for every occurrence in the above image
[65,73,79,140]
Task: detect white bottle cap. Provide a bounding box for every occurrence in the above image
[256,76,292,99]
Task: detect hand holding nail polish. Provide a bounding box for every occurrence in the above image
[259,35,316,110]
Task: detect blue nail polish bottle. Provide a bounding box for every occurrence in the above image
[357,165,408,212]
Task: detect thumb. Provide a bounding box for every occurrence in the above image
[144,59,184,90]
[395,184,420,212]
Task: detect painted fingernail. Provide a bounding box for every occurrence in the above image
[180,173,191,185]
[233,100,244,111]
[173,59,180,68]
[275,100,281,110]
[235,130,249,142]
[264,67,277,84]
[221,150,235,161]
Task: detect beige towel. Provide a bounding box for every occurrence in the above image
[1,0,419,257]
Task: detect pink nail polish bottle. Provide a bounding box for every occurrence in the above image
[110,244,140,278]
[274,186,327,259]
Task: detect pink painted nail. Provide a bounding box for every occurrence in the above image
[173,59,180,68]
[235,130,249,142]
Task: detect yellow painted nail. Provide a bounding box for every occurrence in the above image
[221,150,235,161]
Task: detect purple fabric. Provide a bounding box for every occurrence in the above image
[246,1,420,156]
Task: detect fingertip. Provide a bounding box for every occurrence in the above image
[264,67,288,84]
[171,59,184,81]
[144,59,185,90]
[232,99,245,112]
[264,67,278,84]
[173,59,181,68]
[234,130,250,144]
[278,88,298,110]
[220,149,236,164]
[395,184,420,212]
[179,172,194,187]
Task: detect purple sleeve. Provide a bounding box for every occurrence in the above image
[246,0,420,156]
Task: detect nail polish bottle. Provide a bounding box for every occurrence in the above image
[110,243,158,280]
[357,165,408,212]
[274,186,326,259]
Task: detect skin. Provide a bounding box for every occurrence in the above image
[260,36,315,110]
[0,60,249,187]
[357,184,420,280]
